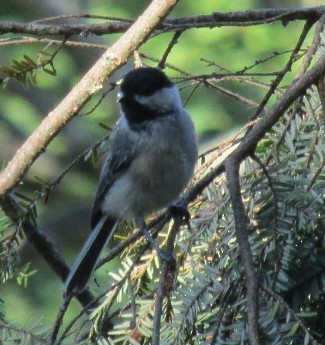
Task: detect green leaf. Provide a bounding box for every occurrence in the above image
[285,321,300,338]
[42,67,56,76]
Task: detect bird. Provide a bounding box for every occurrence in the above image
[64,67,198,296]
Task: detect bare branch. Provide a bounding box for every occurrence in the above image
[0,20,130,36]
[0,0,180,198]
[0,7,324,36]
[252,19,314,119]
[50,295,72,345]
[158,30,183,69]
[231,54,325,161]
[225,158,260,345]
[0,36,109,50]
[30,14,133,24]
[296,14,325,78]
[165,6,324,29]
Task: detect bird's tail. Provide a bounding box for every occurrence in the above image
[64,217,118,296]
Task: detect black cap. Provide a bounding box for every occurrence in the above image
[120,67,173,98]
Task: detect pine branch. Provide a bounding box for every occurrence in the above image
[0,194,96,309]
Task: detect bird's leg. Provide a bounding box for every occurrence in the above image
[136,218,174,263]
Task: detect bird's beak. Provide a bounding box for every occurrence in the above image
[117,92,124,103]
[116,78,123,103]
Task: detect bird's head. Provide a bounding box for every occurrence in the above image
[118,67,182,123]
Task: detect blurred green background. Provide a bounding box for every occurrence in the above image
[0,0,323,330]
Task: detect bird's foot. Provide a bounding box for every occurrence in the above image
[169,204,191,228]
[137,218,176,268]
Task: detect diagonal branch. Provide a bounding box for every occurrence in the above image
[230,54,325,162]
[1,194,95,309]
[0,0,180,198]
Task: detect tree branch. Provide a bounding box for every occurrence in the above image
[165,6,323,29]
[225,158,260,345]
[0,20,130,36]
[0,0,180,198]
[1,194,95,309]
[230,53,325,161]
[0,7,324,36]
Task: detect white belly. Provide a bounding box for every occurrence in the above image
[102,150,193,220]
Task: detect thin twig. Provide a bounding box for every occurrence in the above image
[307,159,325,191]
[230,54,325,162]
[97,212,169,267]
[0,36,109,50]
[0,320,47,344]
[296,14,325,78]
[56,299,100,344]
[176,69,260,109]
[252,19,315,120]
[183,81,201,106]
[79,82,117,116]
[235,49,305,74]
[261,285,322,345]
[250,153,279,232]
[158,30,183,69]
[49,295,72,345]
[16,131,111,221]
[30,14,133,24]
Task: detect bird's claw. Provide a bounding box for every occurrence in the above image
[169,204,191,227]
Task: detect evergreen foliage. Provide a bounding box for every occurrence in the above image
[1,5,325,345]
[73,83,324,344]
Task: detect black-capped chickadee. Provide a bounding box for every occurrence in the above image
[64,67,198,296]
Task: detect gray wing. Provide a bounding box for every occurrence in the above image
[90,119,138,229]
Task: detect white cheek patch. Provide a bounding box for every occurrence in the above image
[134,86,182,111]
